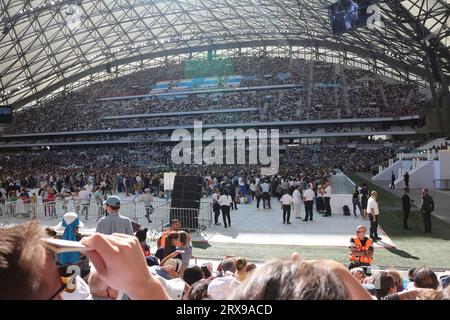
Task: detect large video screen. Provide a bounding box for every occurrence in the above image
[0,106,13,123]
[328,0,379,35]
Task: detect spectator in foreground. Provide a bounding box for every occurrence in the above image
[157,219,181,248]
[373,271,397,300]
[375,271,435,300]
[0,221,63,299]
[96,196,133,235]
[183,266,204,286]
[235,257,250,282]
[88,271,119,300]
[208,258,241,300]
[414,267,439,289]
[187,278,212,300]
[229,254,372,300]
[81,232,169,299]
[55,211,84,265]
[245,263,257,274]
[135,228,150,257]
[163,231,181,259]
[350,267,366,283]
[178,231,192,268]
[387,269,403,292]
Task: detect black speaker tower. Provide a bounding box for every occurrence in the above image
[170,176,202,230]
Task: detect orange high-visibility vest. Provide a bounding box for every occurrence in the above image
[157,229,181,248]
[157,230,170,249]
[349,237,373,264]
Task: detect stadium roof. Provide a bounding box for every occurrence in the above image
[0,0,449,108]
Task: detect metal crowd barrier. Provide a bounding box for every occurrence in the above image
[0,197,213,236]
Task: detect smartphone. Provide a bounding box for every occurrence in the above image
[43,238,92,254]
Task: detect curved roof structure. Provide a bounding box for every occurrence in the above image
[0,0,449,108]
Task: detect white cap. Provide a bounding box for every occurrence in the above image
[55,212,84,231]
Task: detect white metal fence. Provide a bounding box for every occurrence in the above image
[0,197,213,236]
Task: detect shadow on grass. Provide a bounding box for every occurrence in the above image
[383,211,450,241]
[385,246,420,260]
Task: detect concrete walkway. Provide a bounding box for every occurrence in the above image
[357,172,450,224]
[191,197,394,249]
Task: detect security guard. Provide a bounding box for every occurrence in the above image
[349,225,374,274]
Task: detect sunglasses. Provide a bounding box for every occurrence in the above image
[45,249,77,300]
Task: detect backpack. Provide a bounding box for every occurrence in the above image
[343,205,350,216]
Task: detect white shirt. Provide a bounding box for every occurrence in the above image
[292,189,302,202]
[79,190,90,204]
[281,194,294,205]
[85,184,93,194]
[207,275,241,300]
[303,189,314,201]
[367,196,379,215]
[261,182,270,193]
[324,186,331,198]
[141,193,153,206]
[212,192,220,203]
[148,267,185,300]
[219,195,232,206]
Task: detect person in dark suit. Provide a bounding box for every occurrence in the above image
[420,188,435,233]
[390,172,396,189]
[402,187,414,230]
[403,172,410,188]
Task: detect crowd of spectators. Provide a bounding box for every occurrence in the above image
[313,61,335,84]
[0,140,415,204]
[3,57,429,135]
